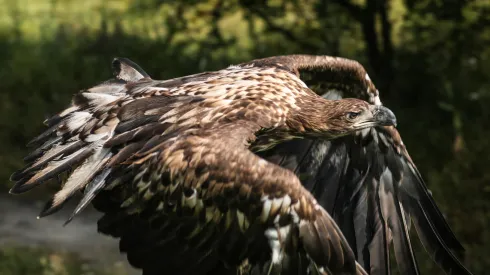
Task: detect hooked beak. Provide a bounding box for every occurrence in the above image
[370,105,397,127]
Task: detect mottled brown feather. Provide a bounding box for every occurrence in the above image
[10,55,395,275]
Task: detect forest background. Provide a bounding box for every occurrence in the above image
[0,0,488,274]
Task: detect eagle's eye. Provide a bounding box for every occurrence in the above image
[346,111,361,120]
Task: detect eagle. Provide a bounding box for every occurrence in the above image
[9,55,470,275]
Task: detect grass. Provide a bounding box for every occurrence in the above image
[0,245,131,275]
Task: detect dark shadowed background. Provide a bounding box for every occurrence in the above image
[0,0,489,274]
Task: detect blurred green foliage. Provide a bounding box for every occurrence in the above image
[0,0,489,274]
[0,245,127,275]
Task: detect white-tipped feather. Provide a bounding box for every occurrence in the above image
[84,133,110,143]
[80,92,121,108]
[64,112,92,132]
[65,168,112,225]
[31,139,79,168]
[159,104,192,121]
[51,144,112,209]
[59,106,79,117]
[265,227,283,264]
[87,82,126,95]
[26,147,91,185]
[261,196,273,222]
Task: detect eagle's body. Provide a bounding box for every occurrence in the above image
[9,55,471,275]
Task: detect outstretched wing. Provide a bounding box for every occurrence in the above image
[9,56,262,217]
[251,55,471,275]
[9,58,192,215]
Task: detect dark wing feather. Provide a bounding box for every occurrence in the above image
[259,89,471,275]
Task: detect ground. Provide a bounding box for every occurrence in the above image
[0,193,138,275]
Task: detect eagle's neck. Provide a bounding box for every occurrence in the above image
[286,92,341,136]
[250,94,341,152]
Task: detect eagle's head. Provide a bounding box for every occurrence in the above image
[323,98,396,136]
[292,97,396,138]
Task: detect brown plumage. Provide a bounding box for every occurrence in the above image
[256,57,472,275]
[9,55,399,275]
